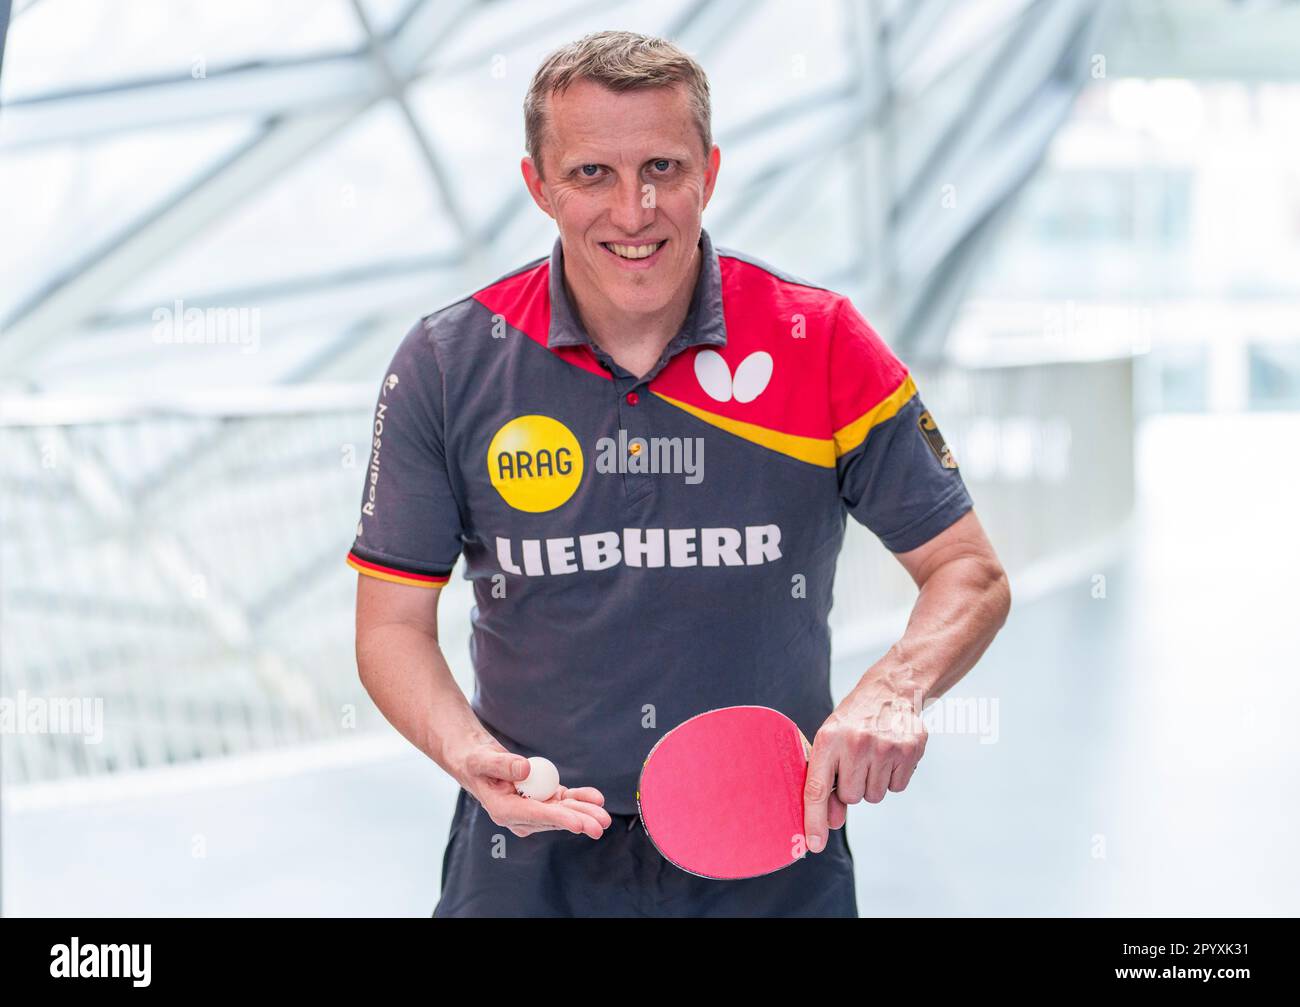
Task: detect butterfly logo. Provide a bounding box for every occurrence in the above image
[694,349,773,404]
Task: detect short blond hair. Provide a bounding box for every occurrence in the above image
[524,30,712,177]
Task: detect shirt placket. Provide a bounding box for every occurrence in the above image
[590,344,658,505]
[618,370,655,504]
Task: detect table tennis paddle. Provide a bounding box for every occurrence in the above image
[636,705,812,880]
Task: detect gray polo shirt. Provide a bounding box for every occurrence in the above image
[348,227,974,813]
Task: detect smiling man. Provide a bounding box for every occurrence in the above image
[349,30,1010,918]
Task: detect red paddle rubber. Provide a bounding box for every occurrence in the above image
[637,705,811,880]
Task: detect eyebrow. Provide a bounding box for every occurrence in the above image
[560,149,694,170]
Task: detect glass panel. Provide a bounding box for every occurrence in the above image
[1249,342,1300,411]
[0,119,258,321]
[2,0,363,101]
[106,102,459,310]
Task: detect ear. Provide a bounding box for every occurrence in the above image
[701,145,722,210]
[521,155,555,220]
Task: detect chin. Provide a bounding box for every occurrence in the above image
[606,289,671,314]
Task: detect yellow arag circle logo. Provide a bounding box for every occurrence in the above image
[487,415,583,512]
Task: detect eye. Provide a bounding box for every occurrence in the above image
[650,159,674,173]
[578,164,603,178]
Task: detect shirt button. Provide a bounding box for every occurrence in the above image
[626,391,639,405]
[629,442,642,456]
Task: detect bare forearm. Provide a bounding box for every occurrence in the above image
[856,557,1010,709]
[356,625,495,782]
[806,513,1008,826]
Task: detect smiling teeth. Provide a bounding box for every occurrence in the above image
[607,241,664,259]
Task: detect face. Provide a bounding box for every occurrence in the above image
[521,78,721,319]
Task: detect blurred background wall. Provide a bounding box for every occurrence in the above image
[2,0,1297,916]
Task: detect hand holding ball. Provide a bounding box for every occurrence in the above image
[515,756,560,801]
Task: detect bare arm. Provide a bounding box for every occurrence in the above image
[871,507,1012,706]
[355,575,489,770]
[803,509,1011,850]
[355,575,611,838]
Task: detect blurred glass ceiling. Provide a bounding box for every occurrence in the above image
[0,0,1135,395]
[5,0,1300,395]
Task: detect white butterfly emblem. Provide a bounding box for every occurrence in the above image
[693,349,773,404]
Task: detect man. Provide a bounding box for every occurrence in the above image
[349,30,1010,918]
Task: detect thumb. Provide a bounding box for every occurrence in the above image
[467,747,530,783]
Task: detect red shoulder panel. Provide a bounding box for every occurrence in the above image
[648,255,842,439]
[471,260,609,379]
[829,297,910,434]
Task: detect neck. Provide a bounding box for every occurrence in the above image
[565,243,701,371]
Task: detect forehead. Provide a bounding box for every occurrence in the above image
[544,78,697,160]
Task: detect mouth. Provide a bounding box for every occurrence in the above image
[600,239,668,268]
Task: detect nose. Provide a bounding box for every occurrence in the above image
[608,173,655,235]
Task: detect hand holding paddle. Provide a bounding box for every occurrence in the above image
[637,696,929,879]
[803,679,928,853]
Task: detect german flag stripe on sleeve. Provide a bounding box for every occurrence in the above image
[346,551,451,588]
[832,373,917,459]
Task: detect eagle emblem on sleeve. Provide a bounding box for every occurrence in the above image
[917,410,958,469]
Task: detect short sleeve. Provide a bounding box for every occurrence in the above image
[346,318,464,587]
[830,298,974,553]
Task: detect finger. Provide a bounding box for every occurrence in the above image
[466,747,530,783]
[864,757,894,804]
[803,738,837,854]
[888,759,917,793]
[556,798,612,834]
[834,744,871,806]
[558,797,611,824]
[496,793,598,836]
[555,785,605,806]
[828,793,848,830]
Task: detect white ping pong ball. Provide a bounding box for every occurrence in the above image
[515,756,560,801]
